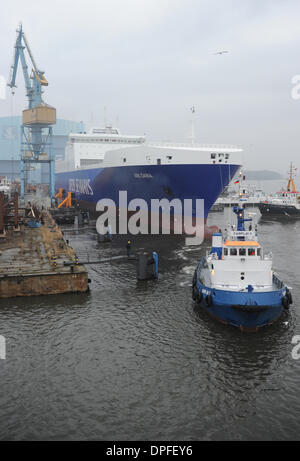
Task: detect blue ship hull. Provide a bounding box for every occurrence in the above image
[55,163,240,219]
[193,264,289,332]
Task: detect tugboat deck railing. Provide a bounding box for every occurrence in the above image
[225,230,257,240]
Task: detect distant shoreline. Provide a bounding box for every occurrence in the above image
[244,170,283,180]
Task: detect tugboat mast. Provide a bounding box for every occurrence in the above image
[287,162,296,193]
[232,205,252,232]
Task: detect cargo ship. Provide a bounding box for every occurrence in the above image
[55,126,243,236]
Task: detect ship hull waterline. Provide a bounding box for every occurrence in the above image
[193,266,288,332]
[259,203,300,219]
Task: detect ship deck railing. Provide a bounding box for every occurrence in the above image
[225,230,258,240]
[147,142,241,150]
[211,283,280,292]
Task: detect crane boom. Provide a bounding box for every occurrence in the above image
[22,31,38,73]
[7,23,47,108]
[8,25,32,95]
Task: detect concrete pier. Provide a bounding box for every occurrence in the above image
[0,211,89,298]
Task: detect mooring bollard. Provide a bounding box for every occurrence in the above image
[137,251,158,281]
[97,233,112,243]
[97,224,112,243]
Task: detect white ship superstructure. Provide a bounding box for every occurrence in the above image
[56,126,146,172]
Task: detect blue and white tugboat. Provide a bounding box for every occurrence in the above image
[192,205,292,331]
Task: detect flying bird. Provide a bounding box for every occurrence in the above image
[214,50,229,55]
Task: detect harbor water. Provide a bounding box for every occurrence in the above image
[0,203,300,440]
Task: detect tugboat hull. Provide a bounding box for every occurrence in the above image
[195,294,284,332]
[259,202,300,218]
[193,271,290,332]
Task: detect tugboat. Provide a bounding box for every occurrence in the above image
[212,171,267,212]
[192,205,292,331]
[259,163,300,218]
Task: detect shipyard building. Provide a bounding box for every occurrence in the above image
[0,115,83,182]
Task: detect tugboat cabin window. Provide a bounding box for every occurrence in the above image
[211,153,216,159]
[239,248,246,256]
[223,248,228,256]
[230,248,238,256]
[257,248,261,256]
[248,248,256,256]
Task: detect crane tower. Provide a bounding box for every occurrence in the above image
[7,24,56,203]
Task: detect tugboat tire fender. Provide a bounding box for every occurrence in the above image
[196,292,202,304]
[282,296,289,309]
[205,294,213,307]
[286,290,293,305]
[192,271,197,287]
[192,287,197,301]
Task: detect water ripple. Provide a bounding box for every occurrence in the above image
[0,221,299,440]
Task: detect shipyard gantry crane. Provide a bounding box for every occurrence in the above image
[7,23,56,203]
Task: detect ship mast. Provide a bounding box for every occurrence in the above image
[287,162,296,192]
[233,205,252,233]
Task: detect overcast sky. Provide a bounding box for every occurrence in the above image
[1,0,300,172]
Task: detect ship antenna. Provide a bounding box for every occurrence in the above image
[190,106,196,145]
[104,106,107,127]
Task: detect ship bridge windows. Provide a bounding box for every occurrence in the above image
[80,159,103,167]
[218,153,225,163]
[92,128,119,134]
[225,245,260,257]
